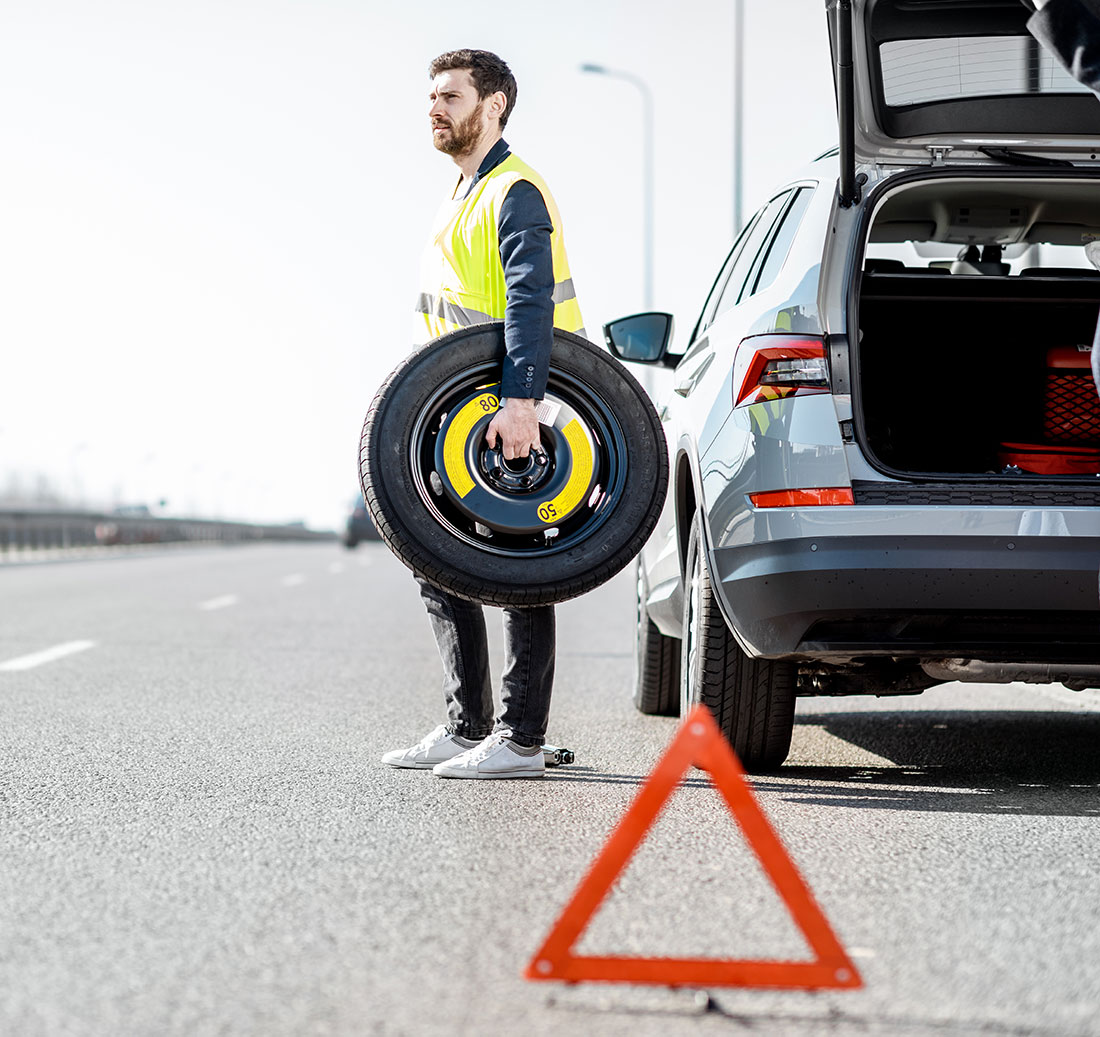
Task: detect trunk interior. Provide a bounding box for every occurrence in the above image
[856,176,1100,479]
[858,273,1100,476]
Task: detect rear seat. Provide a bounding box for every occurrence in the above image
[866,261,1100,278]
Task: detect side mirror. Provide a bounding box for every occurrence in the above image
[603,312,676,367]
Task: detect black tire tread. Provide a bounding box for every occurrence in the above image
[633,563,680,715]
[685,518,795,771]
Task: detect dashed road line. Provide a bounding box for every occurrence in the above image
[0,640,97,672]
[198,594,239,612]
[281,574,306,587]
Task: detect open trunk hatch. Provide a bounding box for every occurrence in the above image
[827,0,1100,179]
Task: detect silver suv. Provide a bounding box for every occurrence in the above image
[605,0,1100,771]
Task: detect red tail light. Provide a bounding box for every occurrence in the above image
[734,335,829,407]
[749,488,854,508]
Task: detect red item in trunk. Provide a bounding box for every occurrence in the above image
[997,442,1100,475]
[1042,345,1100,442]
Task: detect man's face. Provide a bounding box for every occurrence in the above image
[428,69,489,156]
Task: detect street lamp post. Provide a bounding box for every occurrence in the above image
[732,0,744,236]
[580,63,654,310]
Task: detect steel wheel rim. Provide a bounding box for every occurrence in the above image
[407,360,631,558]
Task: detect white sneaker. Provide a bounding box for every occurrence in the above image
[432,732,546,780]
[381,725,478,769]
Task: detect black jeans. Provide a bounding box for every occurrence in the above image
[417,579,555,748]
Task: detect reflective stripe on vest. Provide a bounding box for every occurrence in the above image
[416,152,584,342]
[415,293,496,328]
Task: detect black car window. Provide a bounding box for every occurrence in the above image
[695,211,761,336]
[714,191,791,319]
[746,187,814,299]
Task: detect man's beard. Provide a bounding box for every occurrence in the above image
[432,101,485,156]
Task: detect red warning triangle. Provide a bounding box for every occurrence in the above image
[524,705,862,989]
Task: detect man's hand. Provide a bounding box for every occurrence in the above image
[485,397,541,460]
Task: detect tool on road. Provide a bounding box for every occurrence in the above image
[541,745,575,766]
[525,705,863,990]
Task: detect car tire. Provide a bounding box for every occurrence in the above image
[633,560,680,715]
[680,514,796,771]
[359,323,668,607]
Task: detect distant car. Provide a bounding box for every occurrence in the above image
[343,495,380,548]
[605,0,1100,772]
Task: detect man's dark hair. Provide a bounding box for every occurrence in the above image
[429,49,517,128]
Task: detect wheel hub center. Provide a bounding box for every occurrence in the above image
[481,447,551,492]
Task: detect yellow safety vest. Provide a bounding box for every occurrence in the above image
[416,152,584,342]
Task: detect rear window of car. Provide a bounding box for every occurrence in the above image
[710,191,792,320]
[744,187,814,301]
[696,213,761,334]
[880,36,1091,107]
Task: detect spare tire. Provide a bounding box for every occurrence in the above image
[360,324,668,607]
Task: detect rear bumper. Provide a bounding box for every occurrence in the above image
[712,534,1100,660]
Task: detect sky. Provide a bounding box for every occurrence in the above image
[1,0,838,530]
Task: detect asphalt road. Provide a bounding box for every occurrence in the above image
[2,542,1098,1037]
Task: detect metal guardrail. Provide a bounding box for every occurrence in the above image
[0,508,334,558]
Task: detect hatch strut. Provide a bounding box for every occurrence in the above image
[831,0,858,207]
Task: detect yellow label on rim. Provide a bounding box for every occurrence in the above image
[536,418,593,523]
[442,392,498,498]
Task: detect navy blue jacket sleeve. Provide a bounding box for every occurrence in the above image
[1028,0,1100,94]
[497,180,555,399]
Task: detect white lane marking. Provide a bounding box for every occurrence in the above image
[281,573,306,587]
[328,562,345,575]
[198,594,239,612]
[0,640,97,672]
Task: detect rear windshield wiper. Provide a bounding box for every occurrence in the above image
[978,146,1075,168]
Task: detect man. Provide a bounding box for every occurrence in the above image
[382,50,584,779]
[1028,0,1100,90]
[1025,0,1100,386]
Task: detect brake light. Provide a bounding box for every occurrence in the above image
[734,335,829,407]
[749,488,854,508]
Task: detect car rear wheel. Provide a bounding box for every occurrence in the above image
[681,514,796,772]
[632,560,680,716]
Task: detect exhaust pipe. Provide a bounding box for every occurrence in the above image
[921,659,1100,691]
